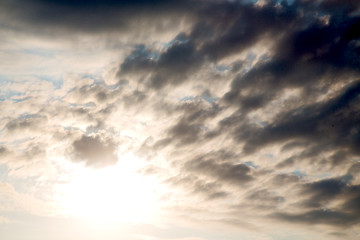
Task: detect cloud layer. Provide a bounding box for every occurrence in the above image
[0,0,360,239]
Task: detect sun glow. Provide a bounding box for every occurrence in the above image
[56,153,158,224]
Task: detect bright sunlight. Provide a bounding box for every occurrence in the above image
[55,153,158,224]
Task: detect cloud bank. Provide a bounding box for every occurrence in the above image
[0,0,359,239]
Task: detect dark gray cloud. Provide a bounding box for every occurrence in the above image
[119,37,204,89]
[71,134,118,168]
[233,81,360,158]
[184,154,254,186]
[0,146,8,155]
[151,98,222,147]
[0,0,192,34]
[65,80,122,105]
[270,177,360,226]
[245,189,285,209]
[271,209,359,227]
[5,115,47,132]
[271,173,301,186]
[117,1,300,88]
[121,90,148,108]
[300,178,348,208]
[115,0,360,90]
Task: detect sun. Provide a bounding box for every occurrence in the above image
[55,153,158,224]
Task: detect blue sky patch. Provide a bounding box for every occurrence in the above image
[291,170,306,178]
[245,161,258,169]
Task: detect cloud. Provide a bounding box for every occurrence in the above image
[0,0,193,40]
[71,134,118,168]
[5,114,47,133]
[0,216,11,224]
[0,181,53,216]
[185,157,254,185]
[165,174,229,200]
[300,178,347,208]
[0,146,10,156]
[234,81,360,158]
[268,176,360,227]
[271,209,359,227]
[1,0,360,238]
[120,37,204,89]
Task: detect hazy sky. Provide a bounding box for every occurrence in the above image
[0,0,360,239]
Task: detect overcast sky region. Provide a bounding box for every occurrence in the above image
[0,0,360,239]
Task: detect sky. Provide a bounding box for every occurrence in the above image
[0,0,360,239]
